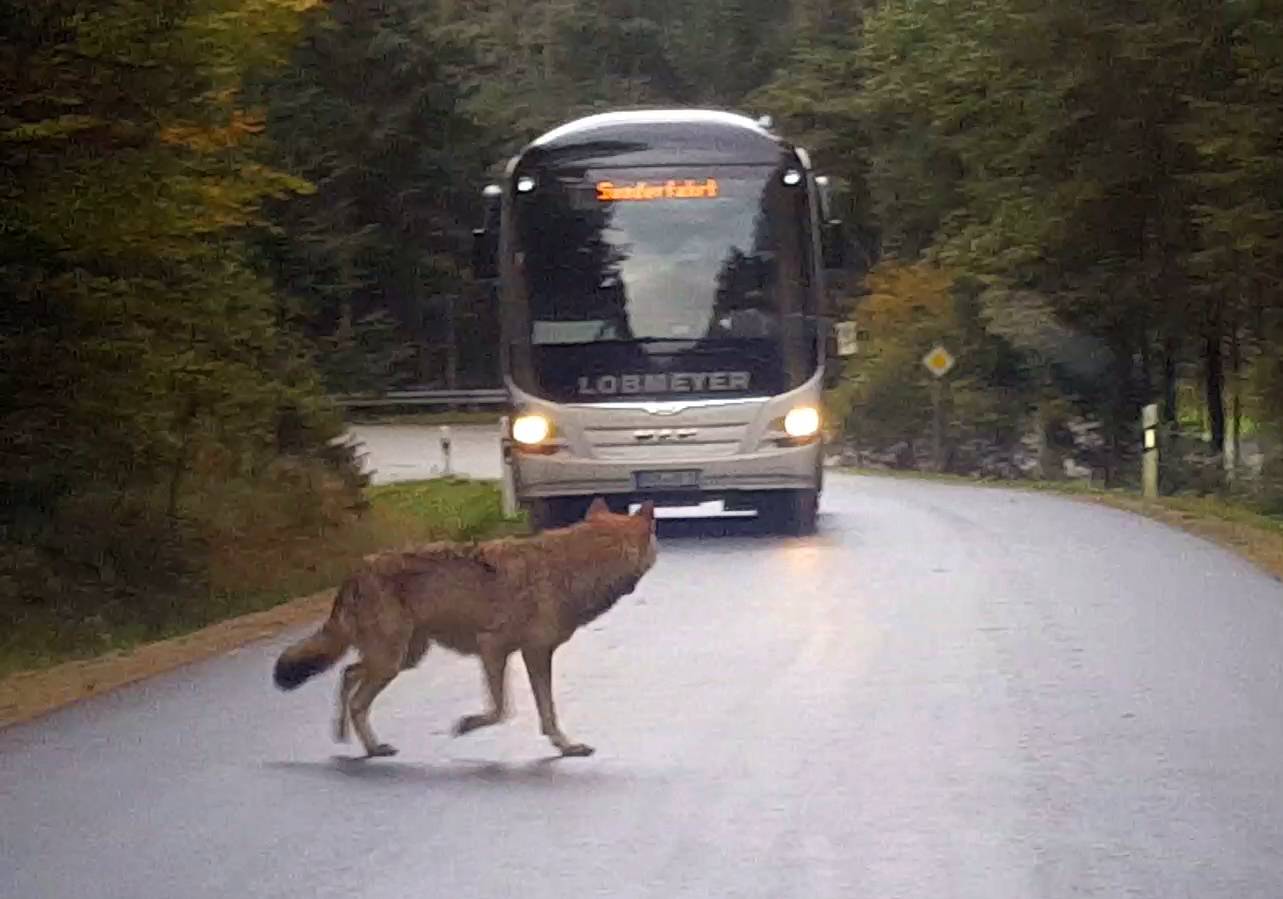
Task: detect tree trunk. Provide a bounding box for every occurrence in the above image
[1106,336,1137,488]
[1227,323,1242,482]
[1035,377,1064,482]
[1162,335,1179,426]
[1204,322,1226,451]
[167,398,198,520]
[445,294,458,390]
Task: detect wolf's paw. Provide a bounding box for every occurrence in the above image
[365,743,398,759]
[453,713,495,736]
[333,719,350,744]
[559,742,595,758]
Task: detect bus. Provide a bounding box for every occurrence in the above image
[472,109,852,534]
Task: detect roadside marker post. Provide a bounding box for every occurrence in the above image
[499,416,519,518]
[835,321,859,357]
[440,425,453,477]
[1142,403,1159,499]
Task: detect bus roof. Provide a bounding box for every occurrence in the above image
[531,109,772,146]
[516,108,795,170]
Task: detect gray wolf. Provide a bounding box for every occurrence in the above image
[273,499,657,758]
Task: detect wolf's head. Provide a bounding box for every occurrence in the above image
[584,497,658,573]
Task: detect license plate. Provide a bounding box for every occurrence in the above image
[634,469,702,490]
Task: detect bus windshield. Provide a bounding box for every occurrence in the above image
[510,164,819,402]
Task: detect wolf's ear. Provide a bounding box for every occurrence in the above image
[635,500,656,524]
[586,497,610,519]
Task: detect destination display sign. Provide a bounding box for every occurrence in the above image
[595,178,721,202]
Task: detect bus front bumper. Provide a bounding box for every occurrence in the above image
[511,440,823,502]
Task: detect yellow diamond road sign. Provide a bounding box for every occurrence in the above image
[922,345,956,378]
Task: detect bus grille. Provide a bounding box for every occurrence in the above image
[582,423,749,459]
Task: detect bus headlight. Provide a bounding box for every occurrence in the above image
[783,406,821,439]
[512,413,552,446]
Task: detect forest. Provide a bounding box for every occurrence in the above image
[3,0,1282,652]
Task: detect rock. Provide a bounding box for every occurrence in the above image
[1063,457,1093,479]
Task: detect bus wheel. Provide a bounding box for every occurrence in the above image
[763,489,818,536]
[527,497,586,532]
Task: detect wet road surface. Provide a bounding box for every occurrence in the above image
[4,440,1283,898]
[347,423,502,482]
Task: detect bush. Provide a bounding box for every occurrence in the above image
[0,445,370,662]
[1255,450,1283,516]
[0,471,517,677]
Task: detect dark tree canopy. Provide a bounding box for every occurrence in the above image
[3,0,1282,636]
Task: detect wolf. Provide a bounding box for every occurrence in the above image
[273,498,657,759]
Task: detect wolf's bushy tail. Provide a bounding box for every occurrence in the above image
[273,583,355,690]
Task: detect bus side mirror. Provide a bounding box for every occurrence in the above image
[472,228,497,280]
[814,175,847,270]
[471,184,502,280]
[823,321,857,388]
[824,355,844,390]
[822,219,846,270]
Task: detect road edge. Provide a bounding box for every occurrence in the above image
[0,588,336,731]
[1069,493,1283,583]
[842,467,1283,584]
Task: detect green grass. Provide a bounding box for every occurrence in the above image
[1136,492,1283,535]
[0,478,526,679]
[368,478,512,536]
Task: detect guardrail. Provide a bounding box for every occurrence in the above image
[335,387,509,409]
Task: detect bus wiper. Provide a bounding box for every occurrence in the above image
[534,336,782,350]
[590,336,786,344]
[598,337,700,343]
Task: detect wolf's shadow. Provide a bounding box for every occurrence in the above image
[264,755,626,789]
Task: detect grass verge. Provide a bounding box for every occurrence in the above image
[0,478,526,729]
[845,467,1283,583]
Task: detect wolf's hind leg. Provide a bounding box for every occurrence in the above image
[454,637,510,736]
[334,662,364,743]
[522,646,593,757]
[341,631,425,746]
[348,665,399,758]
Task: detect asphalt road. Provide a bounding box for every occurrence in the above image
[347,423,504,482]
[4,430,1283,898]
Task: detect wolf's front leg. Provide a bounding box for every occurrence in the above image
[521,646,593,757]
[454,637,509,736]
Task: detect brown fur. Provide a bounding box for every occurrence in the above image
[273,498,657,758]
